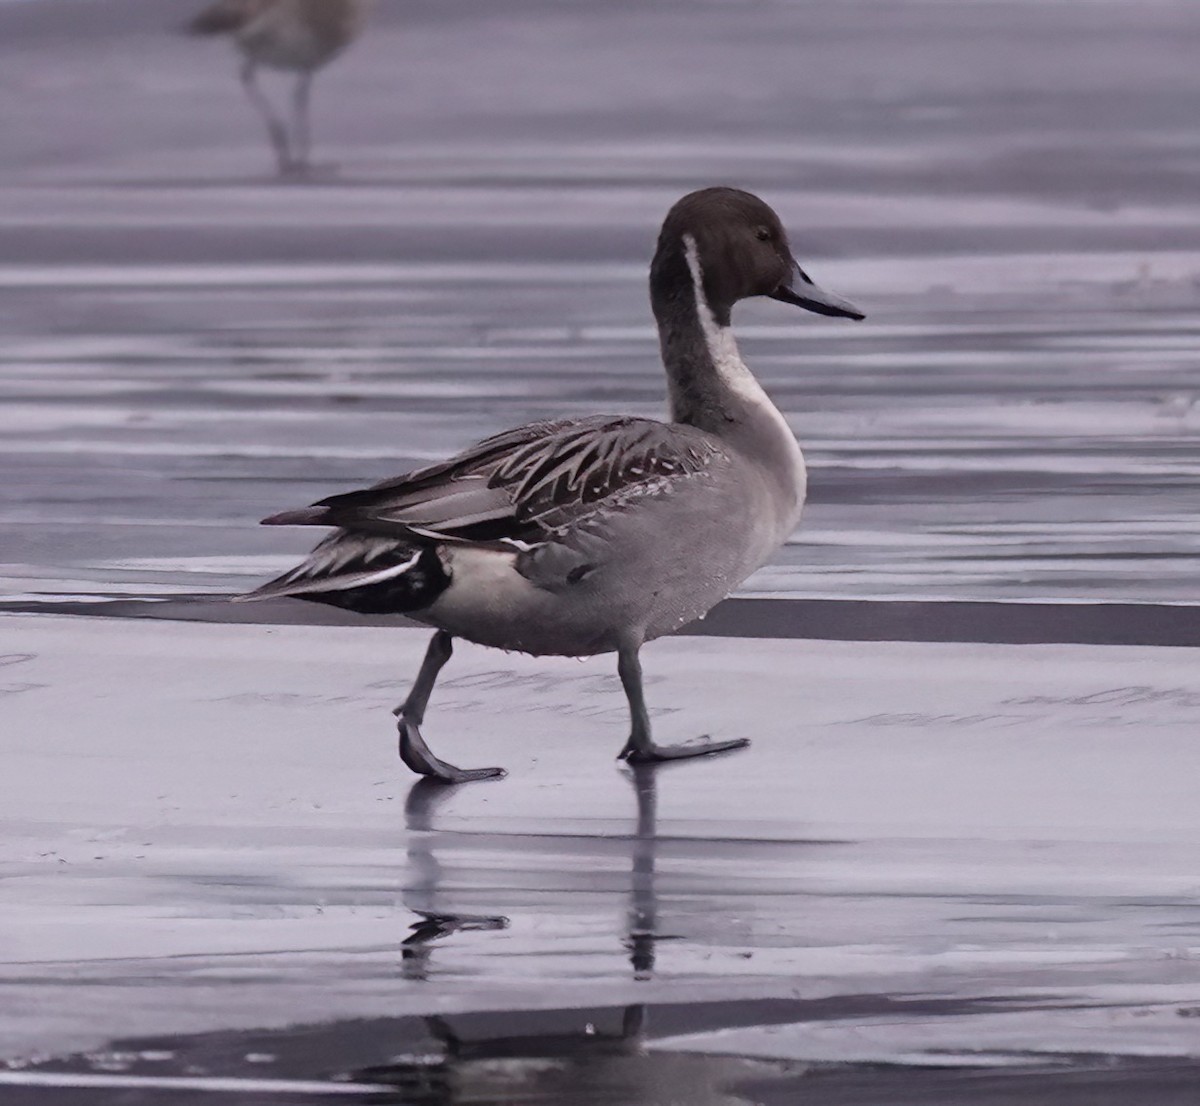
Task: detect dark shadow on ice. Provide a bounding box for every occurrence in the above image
[7,593,1200,647]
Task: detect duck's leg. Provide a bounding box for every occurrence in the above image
[615,644,750,763]
[289,70,314,174]
[394,631,506,784]
[239,58,293,175]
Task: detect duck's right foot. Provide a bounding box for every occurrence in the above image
[403,910,509,945]
[396,715,506,784]
[618,735,751,763]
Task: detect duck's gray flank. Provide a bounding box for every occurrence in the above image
[240,187,864,783]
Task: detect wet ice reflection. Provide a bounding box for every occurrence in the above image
[399,765,661,989]
[369,766,783,1106]
[401,778,511,983]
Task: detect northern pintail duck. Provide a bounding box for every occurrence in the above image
[188,0,370,177]
[240,188,864,782]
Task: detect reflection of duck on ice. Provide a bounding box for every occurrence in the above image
[366,767,766,1106]
[396,766,659,987]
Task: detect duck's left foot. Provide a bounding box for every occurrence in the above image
[397,715,506,784]
[618,735,750,763]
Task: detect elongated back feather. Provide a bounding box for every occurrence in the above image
[287,416,727,545]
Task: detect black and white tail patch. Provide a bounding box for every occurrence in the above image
[235,532,450,615]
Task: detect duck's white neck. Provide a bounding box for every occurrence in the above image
[650,234,806,523]
[678,234,779,418]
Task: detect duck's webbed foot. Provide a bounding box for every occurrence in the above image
[403,910,509,945]
[615,643,750,766]
[618,734,750,763]
[397,715,506,784]
[394,632,505,784]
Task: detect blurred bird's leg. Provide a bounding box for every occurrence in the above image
[239,59,293,175]
[395,631,506,784]
[290,70,315,174]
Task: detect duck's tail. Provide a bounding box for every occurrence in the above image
[260,505,334,527]
[233,531,449,615]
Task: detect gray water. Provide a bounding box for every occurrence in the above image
[2,0,1198,609]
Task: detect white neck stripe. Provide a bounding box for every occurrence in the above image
[686,232,739,371]
[676,236,807,530]
[682,234,759,399]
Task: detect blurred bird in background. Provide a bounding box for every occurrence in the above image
[188,0,370,177]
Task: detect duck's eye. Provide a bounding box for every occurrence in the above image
[754,226,772,242]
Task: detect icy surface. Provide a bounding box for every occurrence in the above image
[2,614,1200,1068]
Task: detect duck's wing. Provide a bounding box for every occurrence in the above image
[264,415,726,545]
[486,416,726,536]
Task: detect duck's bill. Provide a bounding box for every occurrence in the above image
[769,268,865,320]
